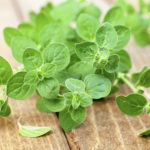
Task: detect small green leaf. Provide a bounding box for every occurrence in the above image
[18,122,51,138]
[75,42,98,61]
[139,128,150,136]
[93,50,109,69]
[103,6,125,25]
[11,36,37,63]
[35,12,50,32]
[96,69,117,82]
[79,3,101,19]
[146,104,150,115]
[116,50,132,72]
[36,96,65,112]
[59,108,79,132]
[0,99,11,117]
[24,71,39,85]
[3,27,21,46]
[55,71,81,86]
[79,93,92,107]
[23,48,42,71]
[38,23,65,46]
[36,97,52,113]
[76,13,99,41]
[116,94,148,116]
[67,61,95,79]
[70,107,86,123]
[96,22,118,49]
[110,85,120,95]
[105,54,120,73]
[137,69,150,88]
[43,43,70,71]
[71,94,80,109]
[65,78,85,92]
[41,63,56,78]
[84,74,111,99]
[114,25,130,50]
[126,14,148,34]
[133,29,150,47]
[131,66,148,84]
[37,78,59,99]
[7,72,35,100]
[51,0,79,25]
[0,56,13,85]
[18,23,35,40]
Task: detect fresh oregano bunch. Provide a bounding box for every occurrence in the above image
[114,0,150,47]
[1,0,150,135]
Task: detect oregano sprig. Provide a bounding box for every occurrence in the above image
[1,0,150,136]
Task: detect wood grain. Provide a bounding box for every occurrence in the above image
[1,0,150,150]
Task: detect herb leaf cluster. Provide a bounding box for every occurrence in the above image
[114,0,150,47]
[1,0,150,134]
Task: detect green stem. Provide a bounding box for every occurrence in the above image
[118,73,137,93]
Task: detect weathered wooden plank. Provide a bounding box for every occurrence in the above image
[0,0,70,150]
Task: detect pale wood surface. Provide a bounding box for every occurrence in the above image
[0,0,150,150]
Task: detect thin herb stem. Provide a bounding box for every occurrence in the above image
[118,73,137,93]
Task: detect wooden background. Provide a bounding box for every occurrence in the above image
[0,0,150,150]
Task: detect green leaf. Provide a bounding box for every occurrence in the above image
[0,99,11,117]
[36,97,52,113]
[55,71,81,86]
[137,69,150,88]
[41,63,56,78]
[84,74,111,99]
[96,69,117,82]
[3,27,21,46]
[0,56,13,85]
[116,50,132,72]
[37,78,59,99]
[103,6,125,25]
[18,23,35,40]
[79,92,92,107]
[131,66,148,84]
[139,128,150,136]
[18,122,51,138]
[75,42,98,61]
[146,104,150,115]
[65,78,85,92]
[7,72,35,100]
[36,96,66,112]
[10,36,37,63]
[114,25,130,50]
[59,108,79,132]
[76,13,99,41]
[79,3,101,19]
[35,12,50,32]
[43,43,70,71]
[71,94,80,109]
[51,0,79,25]
[133,29,150,47]
[70,107,86,123]
[116,94,148,116]
[23,48,42,71]
[67,61,95,79]
[94,50,110,69]
[96,22,118,49]
[126,14,148,34]
[24,71,39,85]
[110,85,120,95]
[38,23,65,46]
[105,54,120,73]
